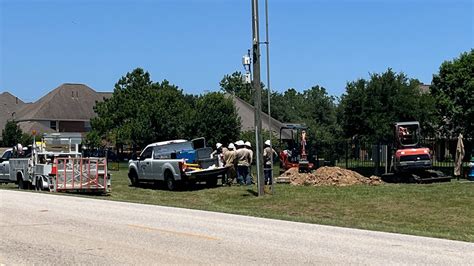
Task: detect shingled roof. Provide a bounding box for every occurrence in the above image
[15,83,111,122]
[225,93,292,139]
[0,92,26,139]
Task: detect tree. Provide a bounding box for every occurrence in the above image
[84,130,103,150]
[430,50,474,138]
[91,68,155,149]
[91,68,193,150]
[2,120,22,147]
[338,69,436,143]
[20,133,33,147]
[1,120,32,147]
[148,80,194,141]
[91,68,242,152]
[191,92,241,148]
[219,71,253,104]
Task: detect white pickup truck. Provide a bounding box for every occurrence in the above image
[0,149,13,183]
[128,138,228,190]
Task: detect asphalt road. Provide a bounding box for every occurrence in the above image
[1,190,472,265]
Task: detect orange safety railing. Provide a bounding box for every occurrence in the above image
[53,157,108,193]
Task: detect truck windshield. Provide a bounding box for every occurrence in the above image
[1,150,12,160]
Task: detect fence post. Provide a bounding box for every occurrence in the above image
[375,142,381,176]
[345,140,349,169]
[386,143,392,174]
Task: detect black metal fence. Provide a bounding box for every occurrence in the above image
[310,138,473,177]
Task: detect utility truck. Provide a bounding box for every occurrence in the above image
[128,138,228,190]
[4,133,110,193]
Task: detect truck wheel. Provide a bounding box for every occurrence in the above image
[34,177,41,191]
[37,177,43,191]
[165,172,176,191]
[129,171,139,187]
[17,177,24,190]
[18,178,29,190]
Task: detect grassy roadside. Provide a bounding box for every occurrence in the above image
[99,166,474,242]
[2,166,473,242]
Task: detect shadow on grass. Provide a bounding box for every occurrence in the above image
[64,191,111,197]
[129,181,221,192]
[241,189,258,197]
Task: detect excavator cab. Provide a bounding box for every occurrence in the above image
[279,124,313,173]
[395,122,421,148]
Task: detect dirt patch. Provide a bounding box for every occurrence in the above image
[281,167,383,186]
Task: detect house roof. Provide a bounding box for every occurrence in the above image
[0,92,26,140]
[15,83,111,122]
[225,93,292,139]
[17,121,55,135]
[0,92,25,116]
[418,84,430,94]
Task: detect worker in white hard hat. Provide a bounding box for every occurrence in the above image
[210,143,225,167]
[235,140,251,185]
[223,143,237,186]
[245,141,254,184]
[263,140,278,185]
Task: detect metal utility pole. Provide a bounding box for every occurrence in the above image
[264,0,274,194]
[252,0,264,196]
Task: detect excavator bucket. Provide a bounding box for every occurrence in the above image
[298,160,310,173]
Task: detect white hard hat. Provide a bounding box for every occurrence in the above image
[228,143,235,150]
[216,143,222,149]
[236,140,244,146]
[245,141,251,148]
[265,140,271,146]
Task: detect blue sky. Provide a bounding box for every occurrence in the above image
[1,0,472,102]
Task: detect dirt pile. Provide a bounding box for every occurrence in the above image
[281,166,382,186]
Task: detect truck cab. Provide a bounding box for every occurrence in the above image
[0,149,13,183]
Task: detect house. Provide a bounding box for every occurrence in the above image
[418,83,430,94]
[226,93,292,139]
[0,83,112,140]
[1,83,289,142]
[0,92,26,139]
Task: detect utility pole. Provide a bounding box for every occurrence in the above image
[264,0,273,194]
[252,0,264,196]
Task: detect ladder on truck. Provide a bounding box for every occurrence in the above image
[52,157,110,194]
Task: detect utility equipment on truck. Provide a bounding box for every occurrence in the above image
[382,121,451,183]
[7,133,110,193]
[128,138,228,190]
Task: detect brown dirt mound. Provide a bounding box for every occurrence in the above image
[281,166,382,186]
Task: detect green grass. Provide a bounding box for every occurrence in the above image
[108,166,474,242]
[2,164,473,242]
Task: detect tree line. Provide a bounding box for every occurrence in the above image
[2,50,472,152]
[221,50,473,147]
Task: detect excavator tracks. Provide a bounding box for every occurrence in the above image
[382,170,452,184]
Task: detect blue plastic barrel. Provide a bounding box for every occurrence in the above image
[468,161,474,181]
